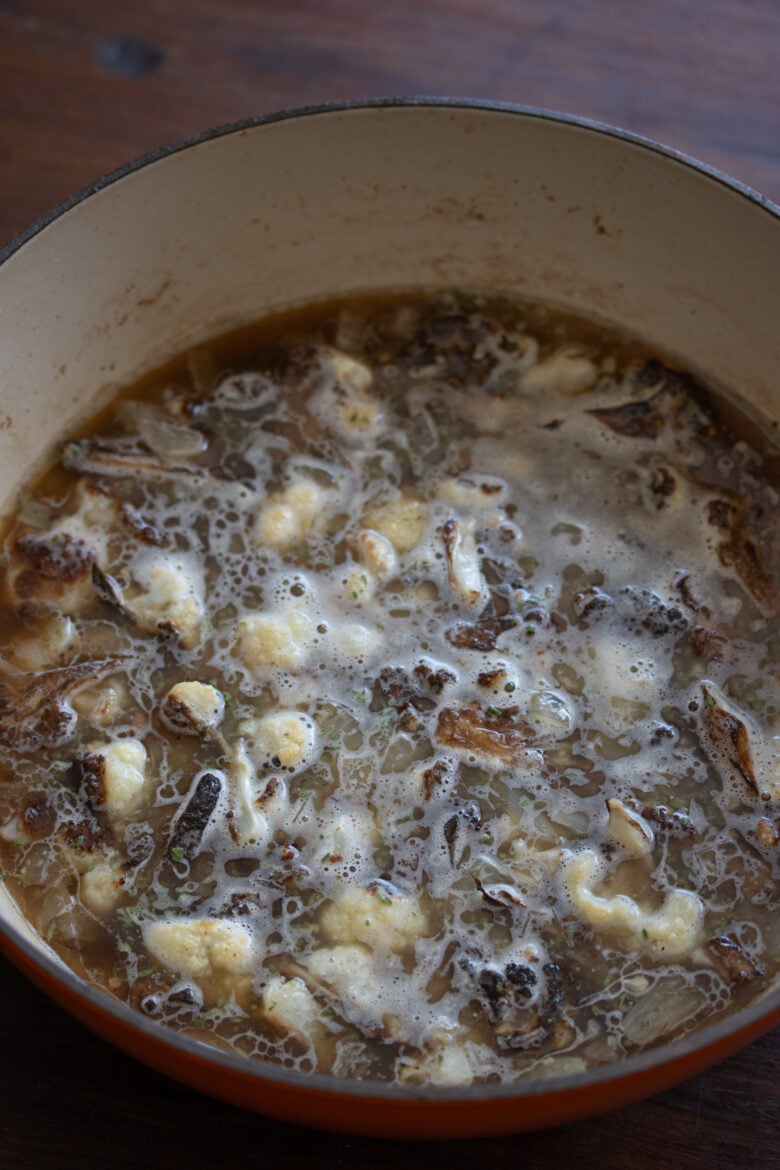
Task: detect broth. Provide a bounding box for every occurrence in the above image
[0,291,777,1085]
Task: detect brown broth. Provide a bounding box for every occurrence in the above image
[0,290,777,1086]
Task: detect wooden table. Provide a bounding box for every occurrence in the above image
[1,2,778,1166]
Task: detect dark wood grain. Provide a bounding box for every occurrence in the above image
[2,0,780,251]
[1,1,778,1166]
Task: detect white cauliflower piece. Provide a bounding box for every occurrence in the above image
[324,348,373,395]
[332,621,384,660]
[86,738,148,818]
[262,975,324,1047]
[129,555,204,648]
[306,944,382,1017]
[521,351,597,397]
[473,660,521,697]
[342,565,376,604]
[560,848,703,957]
[320,885,427,953]
[310,348,382,441]
[241,710,318,773]
[254,479,326,550]
[237,608,314,672]
[143,918,256,983]
[356,529,397,580]
[362,494,427,554]
[162,681,225,735]
[79,853,126,915]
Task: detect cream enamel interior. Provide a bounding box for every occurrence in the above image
[0,102,778,1035]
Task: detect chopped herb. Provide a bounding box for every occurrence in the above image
[292,790,312,823]
[170,846,185,862]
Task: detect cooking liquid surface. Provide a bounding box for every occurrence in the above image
[0,292,778,1086]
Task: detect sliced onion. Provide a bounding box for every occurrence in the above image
[16,495,52,528]
[622,976,704,1045]
[135,406,208,459]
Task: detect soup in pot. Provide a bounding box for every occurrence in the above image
[0,291,777,1085]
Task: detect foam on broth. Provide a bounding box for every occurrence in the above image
[0,291,777,1085]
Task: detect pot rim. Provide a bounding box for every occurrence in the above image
[2,96,779,268]
[0,96,778,1106]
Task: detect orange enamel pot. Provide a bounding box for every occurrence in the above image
[0,101,778,1138]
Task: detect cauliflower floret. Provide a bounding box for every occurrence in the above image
[162,678,225,730]
[341,565,376,605]
[130,555,204,648]
[306,944,381,1017]
[309,348,382,441]
[262,975,324,1047]
[320,885,427,953]
[356,529,397,580]
[85,738,148,818]
[254,479,326,550]
[79,853,126,915]
[237,608,314,672]
[161,681,225,736]
[362,494,427,554]
[325,348,373,395]
[143,918,257,986]
[332,621,384,660]
[473,660,522,697]
[241,710,318,773]
[521,351,597,397]
[560,848,703,957]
